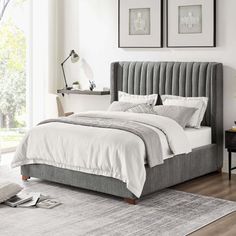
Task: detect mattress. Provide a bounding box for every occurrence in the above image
[162,126,212,160]
[185,126,212,149]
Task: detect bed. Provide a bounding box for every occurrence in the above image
[17,62,223,204]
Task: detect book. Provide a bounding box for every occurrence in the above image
[37,199,61,209]
[18,193,41,208]
[4,193,33,207]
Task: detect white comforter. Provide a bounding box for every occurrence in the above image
[12,111,191,197]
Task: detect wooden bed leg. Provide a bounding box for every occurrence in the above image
[124,198,137,205]
[22,175,30,181]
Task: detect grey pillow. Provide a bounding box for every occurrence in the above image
[108,101,147,112]
[153,105,197,128]
[0,181,23,203]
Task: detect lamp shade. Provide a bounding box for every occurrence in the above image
[71,50,80,63]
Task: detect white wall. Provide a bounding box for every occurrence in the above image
[57,0,236,172]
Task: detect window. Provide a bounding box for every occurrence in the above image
[0,0,30,153]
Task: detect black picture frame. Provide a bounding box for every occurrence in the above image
[166,0,216,48]
[118,0,163,48]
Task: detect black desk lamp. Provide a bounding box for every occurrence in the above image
[61,50,79,90]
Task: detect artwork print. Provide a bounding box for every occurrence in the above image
[178,5,202,34]
[129,8,151,35]
[119,0,162,48]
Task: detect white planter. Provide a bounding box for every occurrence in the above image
[72,84,80,90]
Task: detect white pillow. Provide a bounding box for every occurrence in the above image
[0,181,23,203]
[118,91,158,106]
[161,95,208,128]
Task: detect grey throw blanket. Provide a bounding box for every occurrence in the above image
[38,114,163,168]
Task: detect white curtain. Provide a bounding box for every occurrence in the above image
[28,0,58,127]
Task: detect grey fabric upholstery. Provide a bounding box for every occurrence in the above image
[111,62,223,166]
[21,144,219,199]
[21,61,223,201]
[142,144,219,196]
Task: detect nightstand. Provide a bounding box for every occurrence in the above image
[225,130,236,180]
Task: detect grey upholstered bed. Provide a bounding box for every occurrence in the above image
[21,62,223,203]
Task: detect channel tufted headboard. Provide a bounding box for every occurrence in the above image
[110,61,223,157]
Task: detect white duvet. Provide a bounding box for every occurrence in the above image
[12,111,191,197]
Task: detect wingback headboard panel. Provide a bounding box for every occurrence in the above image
[110,62,223,155]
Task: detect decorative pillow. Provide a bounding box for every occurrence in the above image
[108,101,145,112]
[0,181,23,203]
[161,95,208,128]
[118,91,158,106]
[153,105,197,128]
[126,103,155,114]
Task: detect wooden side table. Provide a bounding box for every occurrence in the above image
[225,130,236,180]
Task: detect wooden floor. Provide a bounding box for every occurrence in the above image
[173,172,236,236]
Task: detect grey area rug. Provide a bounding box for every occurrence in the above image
[1,166,236,236]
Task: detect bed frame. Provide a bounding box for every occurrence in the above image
[21,62,223,204]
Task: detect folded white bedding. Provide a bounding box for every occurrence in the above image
[162,127,212,161]
[12,111,191,198]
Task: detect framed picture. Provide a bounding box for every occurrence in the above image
[167,0,216,48]
[118,0,163,48]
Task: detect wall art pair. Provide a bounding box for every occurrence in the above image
[118,0,216,48]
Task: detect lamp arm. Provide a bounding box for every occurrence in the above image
[61,54,71,65]
[60,50,76,89]
[61,54,73,89]
[61,63,68,88]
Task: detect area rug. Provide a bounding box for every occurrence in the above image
[0,165,236,236]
